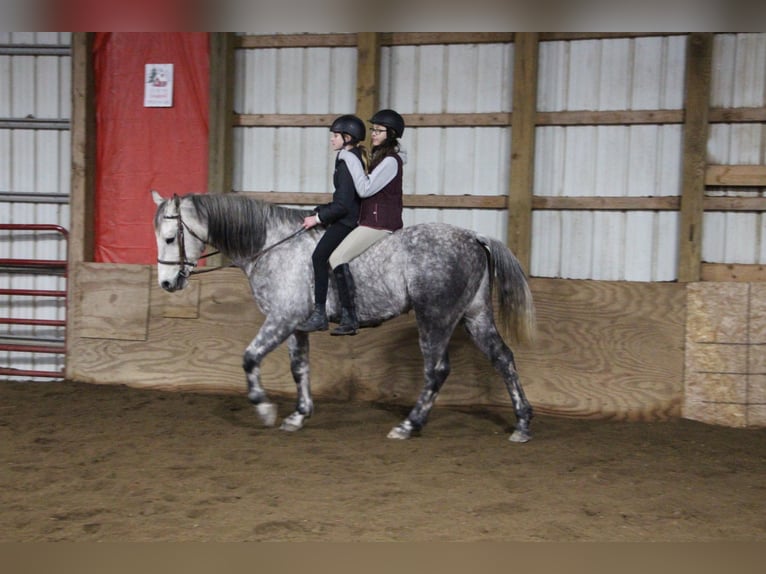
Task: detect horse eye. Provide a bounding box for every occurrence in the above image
[165,237,175,245]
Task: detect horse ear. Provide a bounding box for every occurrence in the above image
[151,190,164,206]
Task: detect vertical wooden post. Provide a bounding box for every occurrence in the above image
[355,33,380,136]
[207,32,235,196]
[678,33,713,283]
[508,32,538,273]
[67,32,96,377]
[206,33,235,268]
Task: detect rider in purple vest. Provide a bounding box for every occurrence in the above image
[327,109,407,336]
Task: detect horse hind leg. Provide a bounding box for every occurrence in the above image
[464,315,533,443]
[388,331,452,440]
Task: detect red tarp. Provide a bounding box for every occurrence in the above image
[93,33,209,264]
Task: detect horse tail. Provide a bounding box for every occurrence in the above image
[479,237,536,345]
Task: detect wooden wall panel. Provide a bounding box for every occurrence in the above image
[66,263,686,423]
[74,263,151,340]
[685,282,766,427]
[517,278,685,420]
[67,264,355,396]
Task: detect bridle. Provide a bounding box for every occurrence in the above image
[157,194,305,277]
[156,194,215,278]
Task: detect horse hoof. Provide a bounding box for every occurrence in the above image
[280,412,305,432]
[254,402,278,427]
[387,425,411,440]
[509,430,531,443]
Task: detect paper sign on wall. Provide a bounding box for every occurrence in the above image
[144,63,174,107]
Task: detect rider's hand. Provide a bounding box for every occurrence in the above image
[302,215,319,229]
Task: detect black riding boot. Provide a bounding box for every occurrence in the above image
[296,303,328,332]
[331,264,359,336]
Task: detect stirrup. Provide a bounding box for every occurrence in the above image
[331,308,358,336]
[296,309,328,332]
[331,323,357,336]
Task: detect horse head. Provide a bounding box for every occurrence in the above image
[151,190,208,292]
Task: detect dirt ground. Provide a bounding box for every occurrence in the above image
[1,379,765,542]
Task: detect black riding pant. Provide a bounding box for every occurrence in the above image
[312,223,354,305]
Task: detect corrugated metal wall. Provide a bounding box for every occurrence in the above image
[232,32,766,283]
[706,33,766,265]
[233,46,358,197]
[380,43,513,239]
[533,36,686,281]
[0,32,71,380]
[232,41,514,242]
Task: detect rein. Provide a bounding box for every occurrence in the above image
[157,194,306,276]
[190,226,306,276]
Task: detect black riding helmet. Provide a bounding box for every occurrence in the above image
[369,109,405,138]
[330,114,365,143]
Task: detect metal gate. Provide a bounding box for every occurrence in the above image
[0,224,67,378]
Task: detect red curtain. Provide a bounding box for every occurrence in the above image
[93,33,209,264]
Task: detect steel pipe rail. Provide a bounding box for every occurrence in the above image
[0,223,68,379]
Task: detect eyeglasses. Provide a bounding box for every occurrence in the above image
[370,128,387,135]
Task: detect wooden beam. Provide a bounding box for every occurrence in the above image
[68,33,96,266]
[508,33,538,271]
[241,191,507,209]
[235,114,337,127]
[532,196,680,211]
[236,32,695,49]
[540,32,687,42]
[208,33,235,196]
[67,32,96,378]
[705,165,766,187]
[538,107,766,125]
[402,195,506,209]
[355,33,380,135]
[236,34,356,48]
[235,112,512,128]
[536,109,683,126]
[235,106,766,130]
[381,32,514,46]
[709,106,766,123]
[206,33,236,269]
[242,192,766,213]
[700,263,766,282]
[404,113,510,127]
[703,196,766,211]
[241,192,328,206]
[677,33,713,283]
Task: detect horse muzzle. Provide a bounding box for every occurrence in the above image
[159,270,189,292]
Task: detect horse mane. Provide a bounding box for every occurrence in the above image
[189,193,307,261]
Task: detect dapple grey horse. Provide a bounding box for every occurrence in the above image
[152,191,536,442]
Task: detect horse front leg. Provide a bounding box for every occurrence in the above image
[279,330,313,432]
[243,319,294,427]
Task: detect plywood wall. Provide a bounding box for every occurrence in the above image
[66,263,686,423]
[685,282,766,427]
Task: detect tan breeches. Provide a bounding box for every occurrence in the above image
[329,226,392,269]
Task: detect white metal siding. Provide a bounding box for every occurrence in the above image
[0,32,71,380]
[380,43,513,241]
[233,46,357,195]
[705,33,766,266]
[233,41,514,243]
[232,33,766,283]
[532,36,687,281]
